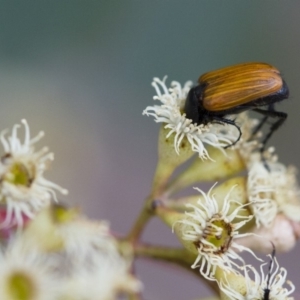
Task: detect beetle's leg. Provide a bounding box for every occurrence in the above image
[251,115,268,137]
[252,108,287,153]
[224,119,242,148]
[251,103,275,138]
[212,117,242,148]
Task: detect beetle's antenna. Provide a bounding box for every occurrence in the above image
[267,243,275,286]
[263,242,276,300]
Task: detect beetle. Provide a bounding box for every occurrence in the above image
[184,62,289,152]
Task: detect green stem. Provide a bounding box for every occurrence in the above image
[126,155,176,243]
[151,159,174,197]
[135,243,219,295]
[126,195,154,243]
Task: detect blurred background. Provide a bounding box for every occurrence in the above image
[0,1,299,299]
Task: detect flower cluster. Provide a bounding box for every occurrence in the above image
[144,77,298,298]
[0,71,297,300]
[0,205,141,300]
[0,121,141,300]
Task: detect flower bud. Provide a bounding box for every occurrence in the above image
[151,125,195,196]
[24,204,79,252]
[236,214,297,253]
[166,147,245,195]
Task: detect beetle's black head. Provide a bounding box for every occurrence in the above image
[184,84,210,125]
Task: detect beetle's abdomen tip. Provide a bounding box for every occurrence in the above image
[281,80,289,99]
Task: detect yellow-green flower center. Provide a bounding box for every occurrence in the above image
[4,162,34,187]
[205,217,232,253]
[7,271,35,300]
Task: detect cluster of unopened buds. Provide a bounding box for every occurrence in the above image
[0,74,298,299]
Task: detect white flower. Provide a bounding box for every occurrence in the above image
[24,205,117,263]
[247,160,277,228]
[24,205,142,299]
[54,216,142,300]
[59,251,141,300]
[143,77,240,160]
[0,120,68,226]
[247,158,300,228]
[10,206,142,300]
[174,184,256,280]
[0,237,58,300]
[220,254,295,299]
[272,165,300,222]
[57,216,118,264]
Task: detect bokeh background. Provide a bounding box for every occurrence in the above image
[0,1,299,299]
